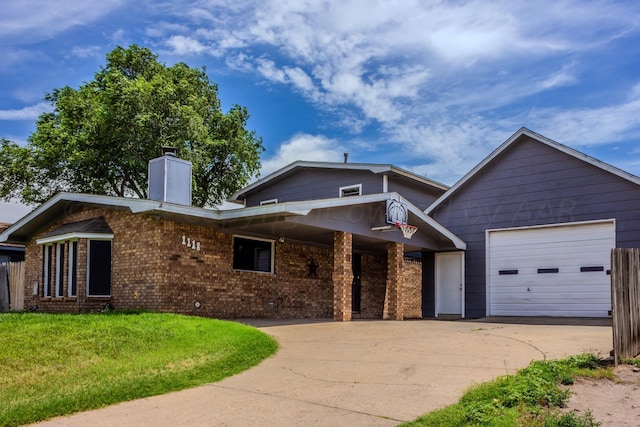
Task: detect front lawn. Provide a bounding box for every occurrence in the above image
[0,312,278,427]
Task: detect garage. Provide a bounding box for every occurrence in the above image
[487,220,615,317]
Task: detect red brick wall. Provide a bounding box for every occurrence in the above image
[24,207,335,318]
[22,207,423,319]
[360,254,387,318]
[402,258,423,319]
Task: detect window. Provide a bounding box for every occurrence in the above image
[233,236,274,273]
[339,184,362,197]
[55,243,65,297]
[87,240,112,296]
[68,241,78,297]
[36,217,114,300]
[43,245,53,297]
[260,198,278,205]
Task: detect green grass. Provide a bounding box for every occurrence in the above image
[400,354,608,427]
[0,312,278,427]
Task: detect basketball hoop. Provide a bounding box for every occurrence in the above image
[396,222,418,239]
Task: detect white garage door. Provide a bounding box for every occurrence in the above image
[487,220,615,317]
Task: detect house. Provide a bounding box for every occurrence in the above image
[1,128,639,319]
[0,153,463,319]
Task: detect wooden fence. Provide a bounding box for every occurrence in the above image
[0,261,25,312]
[611,248,640,364]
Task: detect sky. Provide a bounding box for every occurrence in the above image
[1,0,640,222]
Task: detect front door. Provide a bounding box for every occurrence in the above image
[435,251,464,317]
[352,253,362,312]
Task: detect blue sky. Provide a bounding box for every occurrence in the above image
[1,0,640,222]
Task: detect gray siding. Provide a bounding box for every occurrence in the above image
[388,177,443,211]
[245,169,383,207]
[431,136,640,318]
[245,168,446,209]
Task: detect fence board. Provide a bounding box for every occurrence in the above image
[8,262,25,311]
[611,248,640,364]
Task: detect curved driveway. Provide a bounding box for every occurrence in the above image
[37,319,611,427]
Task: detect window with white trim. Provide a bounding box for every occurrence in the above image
[87,240,112,296]
[339,184,362,197]
[43,245,53,297]
[68,241,78,297]
[55,243,65,297]
[233,236,274,273]
[260,198,278,205]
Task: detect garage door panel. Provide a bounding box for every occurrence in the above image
[492,304,604,317]
[491,285,608,294]
[488,221,614,317]
[491,240,612,255]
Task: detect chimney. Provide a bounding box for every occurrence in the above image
[343,152,349,163]
[148,148,192,206]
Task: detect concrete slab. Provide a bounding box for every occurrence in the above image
[34,319,612,427]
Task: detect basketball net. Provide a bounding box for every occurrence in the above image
[396,222,418,239]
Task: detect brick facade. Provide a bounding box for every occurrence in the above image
[402,258,423,319]
[332,231,353,321]
[22,207,424,320]
[383,242,404,320]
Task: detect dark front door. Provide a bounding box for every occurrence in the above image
[352,253,362,312]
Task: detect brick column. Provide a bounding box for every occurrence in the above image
[332,231,353,321]
[384,241,404,320]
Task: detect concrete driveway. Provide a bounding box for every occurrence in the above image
[36,319,612,427]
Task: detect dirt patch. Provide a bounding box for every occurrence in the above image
[563,365,640,426]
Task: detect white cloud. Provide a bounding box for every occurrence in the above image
[0,102,51,120]
[166,35,208,55]
[69,45,103,59]
[0,0,127,42]
[530,97,640,147]
[260,134,344,176]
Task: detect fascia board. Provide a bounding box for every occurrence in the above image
[218,193,391,220]
[37,232,115,245]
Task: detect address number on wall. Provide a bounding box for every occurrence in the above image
[182,235,201,251]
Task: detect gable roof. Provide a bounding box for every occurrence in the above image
[426,127,640,214]
[231,161,449,201]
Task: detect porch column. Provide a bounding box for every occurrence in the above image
[332,231,353,321]
[384,241,404,320]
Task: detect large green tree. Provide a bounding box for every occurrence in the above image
[0,45,263,207]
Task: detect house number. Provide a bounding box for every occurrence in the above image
[181,235,201,251]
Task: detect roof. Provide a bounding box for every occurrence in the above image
[426,127,640,214]
[231,161,449,201]
[0,191,466,251]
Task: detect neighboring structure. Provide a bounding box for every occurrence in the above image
[0,223,25,264]
[1,128,639,319]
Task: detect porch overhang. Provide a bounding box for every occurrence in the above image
[217,193,466,253]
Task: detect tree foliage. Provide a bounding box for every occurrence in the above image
[0,45,263,206]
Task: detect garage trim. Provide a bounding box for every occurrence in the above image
[485,218,616,317]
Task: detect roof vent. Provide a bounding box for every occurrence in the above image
[148,150,192,206]
[343,152,349,163]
